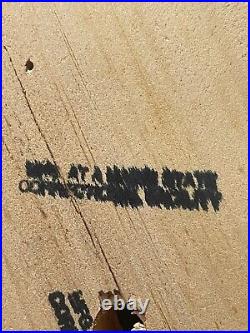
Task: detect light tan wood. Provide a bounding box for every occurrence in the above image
[2,2,247,330]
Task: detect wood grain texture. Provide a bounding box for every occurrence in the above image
[2,2,247,330]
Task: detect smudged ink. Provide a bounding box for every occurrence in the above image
[19,160,222,212]
[48,290,93,331]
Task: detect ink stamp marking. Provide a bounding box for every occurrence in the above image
[20,160,222,211]
[48,290,93,331]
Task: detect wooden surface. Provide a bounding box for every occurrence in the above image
[2,2,248,330]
